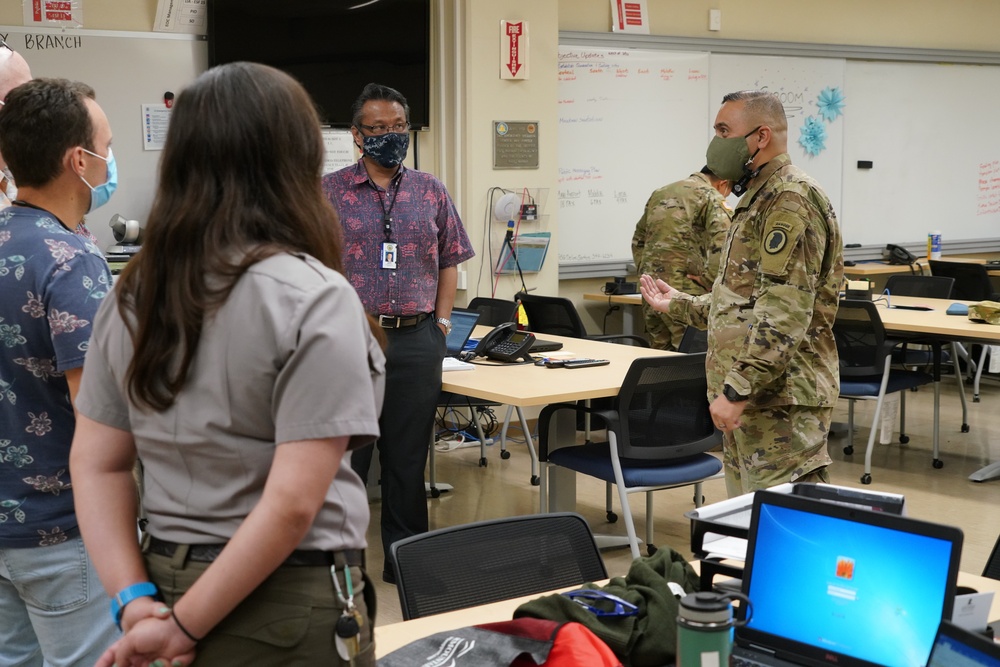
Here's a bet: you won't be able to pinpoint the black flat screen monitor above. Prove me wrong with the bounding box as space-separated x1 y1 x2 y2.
208 0 431 129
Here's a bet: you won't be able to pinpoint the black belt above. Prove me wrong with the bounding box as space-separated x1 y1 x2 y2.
378 312 431 329
146 536 364 568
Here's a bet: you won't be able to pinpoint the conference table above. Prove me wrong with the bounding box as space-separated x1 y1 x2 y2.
443 328 676 511
374 569 1000 658
582 293 1000 481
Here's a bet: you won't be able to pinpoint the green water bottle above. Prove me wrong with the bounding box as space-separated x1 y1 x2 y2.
676 591 752 667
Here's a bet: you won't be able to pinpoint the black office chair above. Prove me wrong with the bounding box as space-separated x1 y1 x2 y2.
390 512 607 620
677 326 708 354
538 353 724 560
883 275 971 433
984 533 1000 581
468 296 519 326
835 299 939 484
514 292 648 346
929 260 1000 402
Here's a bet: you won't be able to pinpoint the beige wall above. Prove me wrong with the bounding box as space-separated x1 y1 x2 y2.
0 1 157 30
559 0 1000 52
9 0 998 333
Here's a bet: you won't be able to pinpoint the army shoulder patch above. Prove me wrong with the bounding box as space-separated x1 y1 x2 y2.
759 214 805 277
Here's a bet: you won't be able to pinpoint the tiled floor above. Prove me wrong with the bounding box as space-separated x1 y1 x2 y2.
366 376 1000 626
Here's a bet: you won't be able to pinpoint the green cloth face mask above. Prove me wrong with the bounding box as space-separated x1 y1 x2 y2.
706 126 761 182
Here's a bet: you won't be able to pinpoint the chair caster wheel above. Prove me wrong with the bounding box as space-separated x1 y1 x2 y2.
430 487 441 498
861 473 872 485
933 458 944 469
606 511 618 523
899 434 910 444
479 457 488 467
647 544 658 557
500 450 511 460
844 446 854 455
974 395 981 403
961 423 970 433
530 475 540 486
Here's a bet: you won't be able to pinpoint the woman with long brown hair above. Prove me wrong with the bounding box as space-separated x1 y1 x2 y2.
70 62 385 666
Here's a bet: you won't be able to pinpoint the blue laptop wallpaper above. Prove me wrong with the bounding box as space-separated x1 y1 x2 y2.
745 503 956 667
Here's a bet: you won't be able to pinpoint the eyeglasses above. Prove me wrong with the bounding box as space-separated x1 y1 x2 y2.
356 122 410 136
562 589 638 617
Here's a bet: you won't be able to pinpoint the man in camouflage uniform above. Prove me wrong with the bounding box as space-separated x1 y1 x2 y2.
631 166 732 350
640 90 843 496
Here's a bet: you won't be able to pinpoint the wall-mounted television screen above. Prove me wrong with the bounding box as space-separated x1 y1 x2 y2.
208 0 431 129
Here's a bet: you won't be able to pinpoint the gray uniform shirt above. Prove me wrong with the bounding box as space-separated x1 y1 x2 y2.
76 253 385 551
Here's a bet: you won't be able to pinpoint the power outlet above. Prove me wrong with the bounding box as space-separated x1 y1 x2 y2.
456 268 468 290
709 9 722 31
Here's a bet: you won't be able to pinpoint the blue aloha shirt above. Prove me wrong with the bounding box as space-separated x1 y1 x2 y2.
0 206 111 548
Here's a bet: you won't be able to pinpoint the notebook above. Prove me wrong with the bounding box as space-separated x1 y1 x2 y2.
926 620 1000 666
734 490 963 667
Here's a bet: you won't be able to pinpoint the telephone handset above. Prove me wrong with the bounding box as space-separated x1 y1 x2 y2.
884 244 917 265
474 322 536 362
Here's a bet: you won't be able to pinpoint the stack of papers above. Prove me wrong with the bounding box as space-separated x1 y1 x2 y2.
442 357 475 372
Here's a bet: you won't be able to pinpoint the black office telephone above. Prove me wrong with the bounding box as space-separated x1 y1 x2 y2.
474 322 535 362
883 243 917 265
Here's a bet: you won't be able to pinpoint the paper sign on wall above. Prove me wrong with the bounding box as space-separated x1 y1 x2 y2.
610 0 649 34
24 0 84 28
154 0 207 35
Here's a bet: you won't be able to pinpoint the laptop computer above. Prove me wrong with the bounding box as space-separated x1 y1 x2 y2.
527 334 563 353
926 620 1000 666
445 308 481 357
734 490 963 667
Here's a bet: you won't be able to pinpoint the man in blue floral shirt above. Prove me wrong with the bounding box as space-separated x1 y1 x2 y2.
0 78 118 664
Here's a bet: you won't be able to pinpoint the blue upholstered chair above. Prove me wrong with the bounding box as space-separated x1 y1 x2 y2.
537 353 723 560
835 299 938 484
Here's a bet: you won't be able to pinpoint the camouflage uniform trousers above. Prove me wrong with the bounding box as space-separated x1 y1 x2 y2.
721 404 833 496
641 302 687 351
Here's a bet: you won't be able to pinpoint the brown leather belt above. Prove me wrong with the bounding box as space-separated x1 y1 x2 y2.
378 312 431 329
146 536 364 568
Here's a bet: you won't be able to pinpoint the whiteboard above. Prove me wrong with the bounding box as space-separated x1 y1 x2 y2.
2 27 207 250
557 47 710 266
841 60 1000 246
709 54 845 220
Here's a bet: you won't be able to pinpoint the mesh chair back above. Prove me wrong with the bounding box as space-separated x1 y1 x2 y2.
468 297 518 326
884 275 954 299
514 292 588 338
929 260 995 301
984 534 1000 580
613 353 718 461
677 326 708 353
391 513 607 620
834 299 890 377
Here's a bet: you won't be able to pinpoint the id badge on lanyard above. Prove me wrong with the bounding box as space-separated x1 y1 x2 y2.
381 242 397 270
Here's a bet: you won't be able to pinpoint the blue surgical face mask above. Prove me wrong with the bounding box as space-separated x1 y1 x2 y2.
80 147 117 213
361 132 409 169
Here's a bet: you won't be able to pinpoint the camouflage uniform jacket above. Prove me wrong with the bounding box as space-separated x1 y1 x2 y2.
631 172 732 295
669 154 844 408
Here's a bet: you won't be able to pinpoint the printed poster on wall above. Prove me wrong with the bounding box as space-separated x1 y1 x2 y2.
24 0 83 28
154 0 207 35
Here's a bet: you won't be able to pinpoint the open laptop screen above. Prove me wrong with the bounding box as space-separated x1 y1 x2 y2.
739 491 963 667
927 620 1000 667
446 309 480 357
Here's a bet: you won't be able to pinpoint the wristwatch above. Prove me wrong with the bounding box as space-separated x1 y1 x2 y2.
723 384 749 402
435 317 453 335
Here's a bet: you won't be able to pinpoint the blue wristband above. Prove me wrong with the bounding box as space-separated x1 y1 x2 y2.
110 582 159 630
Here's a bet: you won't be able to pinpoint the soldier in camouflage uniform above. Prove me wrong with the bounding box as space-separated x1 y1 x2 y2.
640 90 843 496
631 167 732 350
